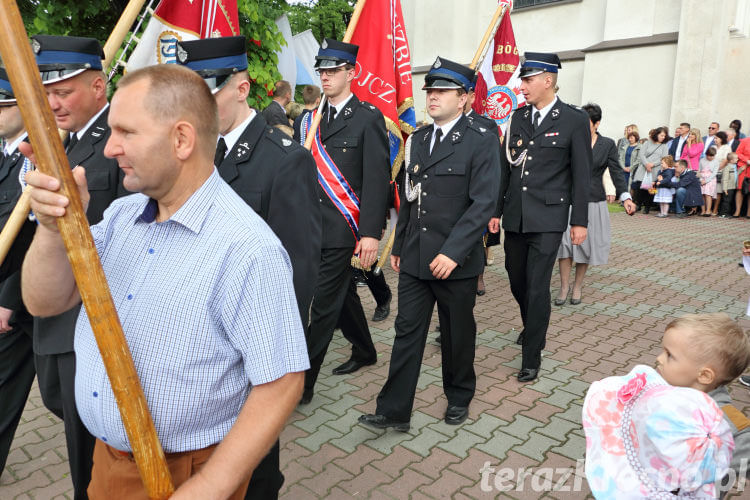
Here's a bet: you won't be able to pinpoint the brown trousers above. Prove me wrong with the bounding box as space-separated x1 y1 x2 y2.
87 439 250 499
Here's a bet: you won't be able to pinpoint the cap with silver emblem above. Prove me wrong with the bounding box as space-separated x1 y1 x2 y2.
314 38 358 69
32 35 104 85
519 52 562 78
175 36 248 94
422 57 475 92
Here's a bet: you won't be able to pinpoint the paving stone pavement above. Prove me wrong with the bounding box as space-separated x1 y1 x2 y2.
2 213 750 499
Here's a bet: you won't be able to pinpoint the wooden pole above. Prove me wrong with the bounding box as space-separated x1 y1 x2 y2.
103 0 148 71
303 0 368 151
0 0 148 266
0 2 174 499
469 3 510 70
0 189 31 264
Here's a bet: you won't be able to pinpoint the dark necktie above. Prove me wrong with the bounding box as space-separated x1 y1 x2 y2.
66 133 79 154
328 106 337 124
214 137 227 167
532 111 540 131
431 128 443 156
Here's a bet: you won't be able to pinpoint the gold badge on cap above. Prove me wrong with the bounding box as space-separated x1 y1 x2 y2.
413 164 419 173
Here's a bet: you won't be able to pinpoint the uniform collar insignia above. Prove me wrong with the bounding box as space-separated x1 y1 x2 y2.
523 108 530 118
282 138 292 146
344 107 352 117
479 127 487 133
91 132 101 138
423 130 430 142
236 141 250 159
552 108 560 119
451 130 461 142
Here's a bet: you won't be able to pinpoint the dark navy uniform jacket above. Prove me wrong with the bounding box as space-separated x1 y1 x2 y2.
393 114 500 280
294 95 390 249
217 113 321 322
496 98 591 233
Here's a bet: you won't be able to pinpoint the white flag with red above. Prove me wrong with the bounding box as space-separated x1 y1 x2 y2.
473 0 525 135
126 0 240 71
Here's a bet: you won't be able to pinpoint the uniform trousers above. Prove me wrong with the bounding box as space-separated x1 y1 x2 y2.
503 231 564 370
375 273 477 422
88 440 249 500
306 247 377 391
0 329 35 476
339 264 391 344
243 440 283 500
35 351 95 500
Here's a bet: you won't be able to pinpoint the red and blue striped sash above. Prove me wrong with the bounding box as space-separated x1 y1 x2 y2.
302 110 360 239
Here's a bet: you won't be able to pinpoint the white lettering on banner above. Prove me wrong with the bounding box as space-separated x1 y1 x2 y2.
354 62 397 104
393 22 412 85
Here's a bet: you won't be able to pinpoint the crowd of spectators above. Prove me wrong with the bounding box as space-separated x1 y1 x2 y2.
613 119 750 218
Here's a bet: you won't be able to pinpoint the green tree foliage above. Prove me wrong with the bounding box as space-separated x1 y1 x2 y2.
18 0 126 42
286 0 355 42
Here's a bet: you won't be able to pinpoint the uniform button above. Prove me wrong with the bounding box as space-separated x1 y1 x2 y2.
529 140 534 145
524 171 529 176
148 248 154 254
422 227 427 232
447 168 452 172
522 186 528 191
422 192 427 197
421 210 426 215
423 174 428 179
127 294 133 300
528 156 533 161
561 198 564 201
93 391 98 397
319 198 323 203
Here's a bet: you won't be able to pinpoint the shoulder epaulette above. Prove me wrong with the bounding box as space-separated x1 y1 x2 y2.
265 127 295 153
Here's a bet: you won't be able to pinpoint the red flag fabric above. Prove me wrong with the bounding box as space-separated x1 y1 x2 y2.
349 0 416 175
127 0 239 70
473 3 525 135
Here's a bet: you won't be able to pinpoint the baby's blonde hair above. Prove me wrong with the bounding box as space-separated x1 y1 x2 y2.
667 314 750 386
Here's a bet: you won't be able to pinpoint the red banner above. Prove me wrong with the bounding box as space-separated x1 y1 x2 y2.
473 6 524 134
127 0 239 70
349 0 416 173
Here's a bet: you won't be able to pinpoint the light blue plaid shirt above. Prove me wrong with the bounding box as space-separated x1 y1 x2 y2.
74 170 309 453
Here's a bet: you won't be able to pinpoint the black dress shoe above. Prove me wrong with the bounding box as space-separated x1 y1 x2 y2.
444 405 469 425
358 414 410 432
332 358 376 375
515 331 524 345
517 368 539 382
476 288 486 296
299 387 313 405
372 294 391 322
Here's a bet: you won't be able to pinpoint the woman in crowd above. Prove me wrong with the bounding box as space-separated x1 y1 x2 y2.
711 131 731 215
619 130 641 194
555 103 634 306
698 147 718 216
634 127 668 213
680 128 703 172
735 137 750 218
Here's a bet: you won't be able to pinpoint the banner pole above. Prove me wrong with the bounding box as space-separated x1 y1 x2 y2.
0 1 174 497
469 3 510 70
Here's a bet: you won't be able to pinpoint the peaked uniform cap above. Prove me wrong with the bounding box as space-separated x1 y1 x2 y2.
315 38 358 69
422 56 475 92
175 36 248 94
32 35 104 84
0 68 16 104
519 52 562 78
